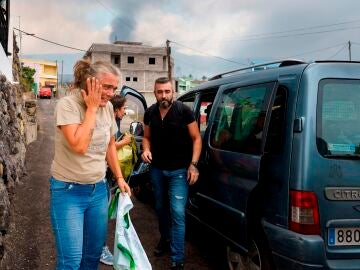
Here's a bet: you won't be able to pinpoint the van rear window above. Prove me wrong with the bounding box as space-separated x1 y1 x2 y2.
317 79 360 158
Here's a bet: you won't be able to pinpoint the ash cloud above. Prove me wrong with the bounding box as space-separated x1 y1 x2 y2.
109 0 167 42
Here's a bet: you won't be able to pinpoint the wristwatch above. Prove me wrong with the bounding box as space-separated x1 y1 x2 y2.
190 161 198 168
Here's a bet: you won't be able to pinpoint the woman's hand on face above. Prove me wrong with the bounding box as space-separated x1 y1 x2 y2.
81 77 102 111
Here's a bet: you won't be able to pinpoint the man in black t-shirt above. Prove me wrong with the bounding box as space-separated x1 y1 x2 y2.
141 77 202 270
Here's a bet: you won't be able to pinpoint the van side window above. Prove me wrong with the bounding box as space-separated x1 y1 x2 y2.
210 83 274 155
317 79 360 157
180 96 195 110
198 92 217 134
264 86 287 154
118 92 146 134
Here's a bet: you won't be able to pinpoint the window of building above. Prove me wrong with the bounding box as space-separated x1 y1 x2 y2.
149 57 156 65
133 77 138 82
163 56 167 70
112 55 120 65
126 77 131 81
127 56 134 64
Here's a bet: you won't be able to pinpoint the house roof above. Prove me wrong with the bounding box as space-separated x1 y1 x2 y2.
86 42 167 55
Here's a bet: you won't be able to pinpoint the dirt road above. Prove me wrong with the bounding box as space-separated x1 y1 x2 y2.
5 98 224 270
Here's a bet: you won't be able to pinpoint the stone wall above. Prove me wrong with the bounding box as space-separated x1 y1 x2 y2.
0 74 30 266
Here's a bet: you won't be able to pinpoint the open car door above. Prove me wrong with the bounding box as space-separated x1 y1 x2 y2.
118 85 152 202
118 85 147 134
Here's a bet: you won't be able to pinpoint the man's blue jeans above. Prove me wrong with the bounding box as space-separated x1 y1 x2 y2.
49 176 109 270
149 167 188 263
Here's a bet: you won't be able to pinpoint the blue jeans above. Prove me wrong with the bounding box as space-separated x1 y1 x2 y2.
49 176 109 270
149 167 188 263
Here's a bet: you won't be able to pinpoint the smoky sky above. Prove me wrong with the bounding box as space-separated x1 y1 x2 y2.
14 0 360 78
109 0 167 42
110 17 135 42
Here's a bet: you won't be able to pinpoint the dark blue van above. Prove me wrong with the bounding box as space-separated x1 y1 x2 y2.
121 60 360 270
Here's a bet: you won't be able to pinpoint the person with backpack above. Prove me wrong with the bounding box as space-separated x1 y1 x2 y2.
111 95 132 148
141 77 202 270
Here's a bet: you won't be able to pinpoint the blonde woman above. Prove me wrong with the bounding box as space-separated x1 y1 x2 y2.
50 59 131 269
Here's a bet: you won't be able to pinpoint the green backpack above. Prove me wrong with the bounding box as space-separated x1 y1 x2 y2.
117 133 138 180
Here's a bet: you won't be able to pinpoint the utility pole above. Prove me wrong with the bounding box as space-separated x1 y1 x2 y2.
61 60 63 88
56 60 59 91
348 40 352 61
18 16 22 57
166 39 172 81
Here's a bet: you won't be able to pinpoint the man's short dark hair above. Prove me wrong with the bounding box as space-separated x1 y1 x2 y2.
155 77 171 83
154 77 171 86
110 95 126 111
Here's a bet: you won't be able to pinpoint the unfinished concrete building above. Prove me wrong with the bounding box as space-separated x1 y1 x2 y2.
85 41 174 103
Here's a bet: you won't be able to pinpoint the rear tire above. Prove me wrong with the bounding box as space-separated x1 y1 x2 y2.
227 237 273 270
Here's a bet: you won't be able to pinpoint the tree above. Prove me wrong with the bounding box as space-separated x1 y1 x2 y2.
20 66 36 92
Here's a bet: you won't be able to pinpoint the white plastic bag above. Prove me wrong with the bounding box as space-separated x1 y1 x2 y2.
113 192 152 270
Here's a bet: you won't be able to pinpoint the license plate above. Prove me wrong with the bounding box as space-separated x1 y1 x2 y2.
328 227 360 246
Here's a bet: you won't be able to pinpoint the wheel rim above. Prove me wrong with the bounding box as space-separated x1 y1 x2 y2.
226 242 261 270
226 247 243 270
247 241 261 270
226 246 246 270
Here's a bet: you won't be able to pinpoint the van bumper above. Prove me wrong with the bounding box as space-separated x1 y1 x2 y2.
263 221 360 270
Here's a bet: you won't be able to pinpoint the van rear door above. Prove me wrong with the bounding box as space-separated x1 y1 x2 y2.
315 77 360 260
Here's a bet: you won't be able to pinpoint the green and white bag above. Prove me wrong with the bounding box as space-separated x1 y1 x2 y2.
110 190 152 270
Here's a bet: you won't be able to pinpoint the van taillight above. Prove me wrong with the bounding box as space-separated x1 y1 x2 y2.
290 190 320 235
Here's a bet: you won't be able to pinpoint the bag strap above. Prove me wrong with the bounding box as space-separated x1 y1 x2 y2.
108 188 121 218
116 133 125 142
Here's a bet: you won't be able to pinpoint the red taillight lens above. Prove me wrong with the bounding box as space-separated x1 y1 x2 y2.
290 190 320 235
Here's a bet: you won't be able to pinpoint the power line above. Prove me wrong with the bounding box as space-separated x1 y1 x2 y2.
14 27 87 52
173 39 356 69
287 42 346 58
173 56 240 78
93 0 134 30
179 19 360 44
170 40 248 66
93 0 117 17
237 18 360 38
328 44 347 59
248 24 360 42
173 55 234 73
200 24 360 44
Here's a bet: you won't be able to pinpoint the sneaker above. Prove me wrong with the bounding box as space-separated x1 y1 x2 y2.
170 262 184 270
154 238 170 257
100 246 113 266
